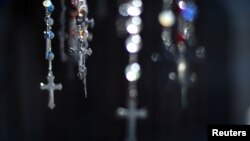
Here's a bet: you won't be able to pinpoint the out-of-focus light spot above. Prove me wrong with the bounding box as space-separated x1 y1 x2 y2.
126 17 142 34
196 46 206 59
178 61 187 72
178 1 186 10
158 10 175 27
126 34 142 53
181 2 198 22
132 0 142 8
119 3 129 16
125 63 141 81
169 72 177 80
127 5 141 16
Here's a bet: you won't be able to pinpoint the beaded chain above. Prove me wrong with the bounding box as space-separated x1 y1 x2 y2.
116 1 147 141
40 0 63 110
176 0 198 107
70 0 94 98
159 0 205 108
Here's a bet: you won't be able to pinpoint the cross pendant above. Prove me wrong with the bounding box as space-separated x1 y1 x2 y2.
77 47 92 80
40 72 62 109
117 98 147 141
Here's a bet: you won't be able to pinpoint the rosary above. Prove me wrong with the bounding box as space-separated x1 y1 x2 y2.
40 0 62 110
39 0 204 140
40 0 94 109
159 0 205 108
116 0 147 141
70 0 94 98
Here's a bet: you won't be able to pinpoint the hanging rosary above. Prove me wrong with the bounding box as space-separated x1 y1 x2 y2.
70 0 94 98
40 0 63 110
159 0 205 108
40 0 94 109
116 0 147 141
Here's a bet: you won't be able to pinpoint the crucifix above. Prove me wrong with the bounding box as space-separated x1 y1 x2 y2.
70 0 94 98
77 47 92 80
40 72 62 109
41 0 63 109
117 97 147 141
76 47 92 98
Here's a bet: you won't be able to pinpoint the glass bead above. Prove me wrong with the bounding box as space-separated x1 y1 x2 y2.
177 33 186 42
43 0 52 8
79 29 89 40
127 1 142 17
158 10 175 27
181 3 197 22
178 0 186 10
126 17 142 34
47 51 55 60
47 17 54 26
127 5 141 16
78 9 86 17
44 31 55 39
132 0 142 8
125 63 141 82
48 4 55 13
126 34 142 53
76 16 84 25
119 3 129 16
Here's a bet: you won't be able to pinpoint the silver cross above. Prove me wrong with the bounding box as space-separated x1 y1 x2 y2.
117 98 147 141
40 73 62 109
78 48 92 98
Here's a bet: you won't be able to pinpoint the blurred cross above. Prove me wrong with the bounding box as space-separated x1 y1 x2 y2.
40 72 62 109
117 98 147 141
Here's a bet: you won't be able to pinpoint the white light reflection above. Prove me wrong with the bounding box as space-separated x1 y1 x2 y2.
126 34 142 53
125 63 141 81
178 1 186 10
126 17 142 34
178 61 187 73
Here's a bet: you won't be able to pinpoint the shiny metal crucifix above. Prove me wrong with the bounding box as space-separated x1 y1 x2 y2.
117 98 147 141
69 0 94 98
40 72 62 109
70 45 92 98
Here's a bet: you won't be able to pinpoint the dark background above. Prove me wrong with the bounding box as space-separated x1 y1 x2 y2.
0 0 250 141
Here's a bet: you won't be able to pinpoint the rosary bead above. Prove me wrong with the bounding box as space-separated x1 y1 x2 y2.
181 2 197 22
78 5 87 17
44 31 55 39
48 4 55 13
47 51 55 60
177 33 186 42
43 0 52 8
126 34 142 53
158 10 175 27
125 63 141 82
127 1 142 17
76 16 84 25
126 17 142 34
47 17 54 26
